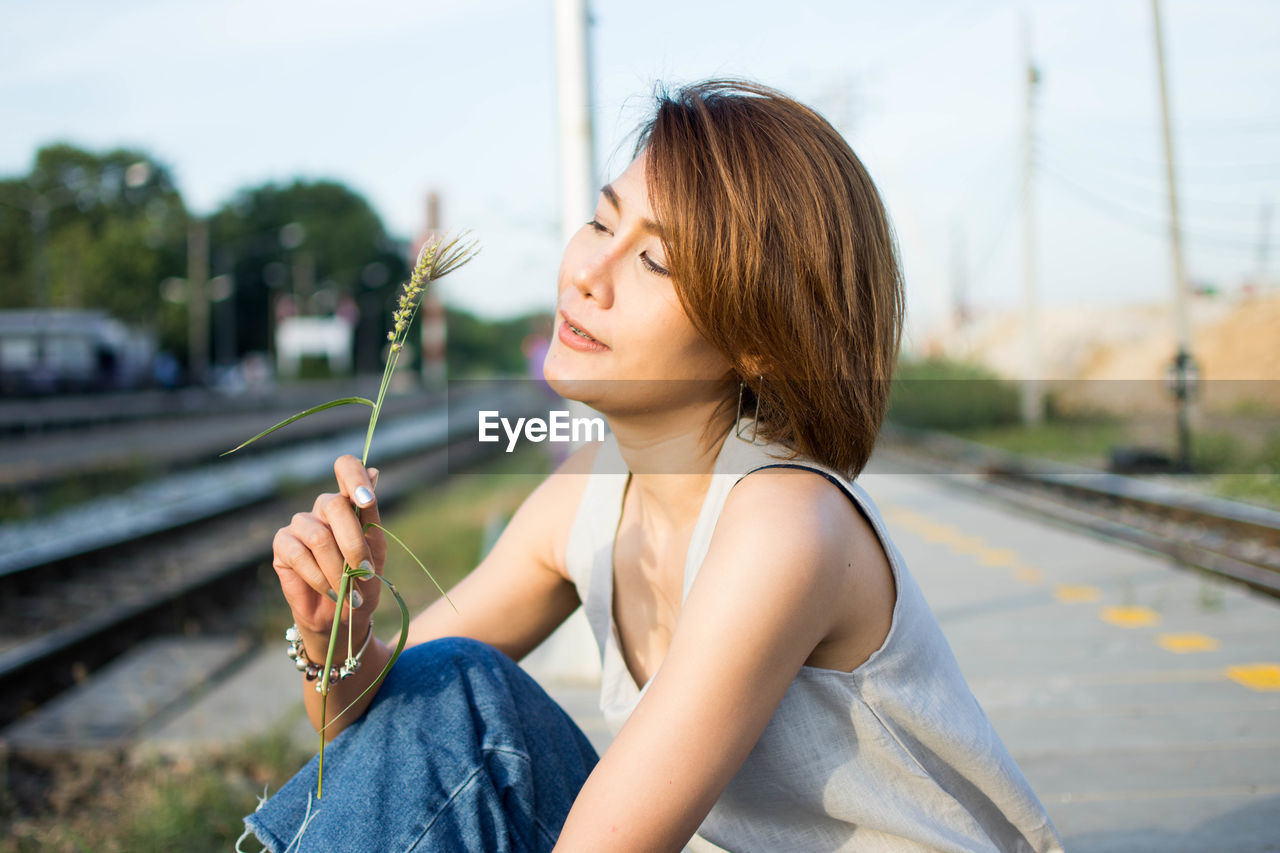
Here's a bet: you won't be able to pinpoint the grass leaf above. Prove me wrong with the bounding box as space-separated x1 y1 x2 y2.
368 521 458 612
220 397 375 456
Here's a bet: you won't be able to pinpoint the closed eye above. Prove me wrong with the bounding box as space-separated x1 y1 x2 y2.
586 218 611 235
640 253 670 277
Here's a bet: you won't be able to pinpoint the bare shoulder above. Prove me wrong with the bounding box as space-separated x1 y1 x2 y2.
499 441 603 582
718 466 895 670
722 466 878 565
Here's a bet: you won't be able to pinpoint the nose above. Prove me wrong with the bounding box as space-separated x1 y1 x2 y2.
569 240 615 309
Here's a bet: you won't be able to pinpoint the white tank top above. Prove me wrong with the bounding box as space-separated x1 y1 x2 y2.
563 419 1065 852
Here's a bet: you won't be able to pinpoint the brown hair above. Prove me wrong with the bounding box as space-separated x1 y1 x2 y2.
636 79 905 478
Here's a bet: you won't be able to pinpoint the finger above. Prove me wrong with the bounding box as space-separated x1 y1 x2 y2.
334 454 378 516
291 511 348 593
318 492 376 579
273 525 335 602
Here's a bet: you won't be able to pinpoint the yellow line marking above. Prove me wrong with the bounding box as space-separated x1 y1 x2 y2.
923 525 963 544
977 547 1018 567
1227 663 1280 692
1013 566 1044 583
1055 584 1101 603
881 507 917 526
1157 632 1220 654
1100 605 1160 628
949 535 987 554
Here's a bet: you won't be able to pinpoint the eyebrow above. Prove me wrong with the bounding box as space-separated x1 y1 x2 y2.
601 184 665 239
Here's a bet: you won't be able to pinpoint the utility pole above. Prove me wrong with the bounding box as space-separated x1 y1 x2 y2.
1019 15 1045 425
950 221 969 333
1258 197 1273 282
1152 0 1197 472
187 217 210 385
420 191 447 389
529 0 605 690
554 0 599 437
554 0 596 246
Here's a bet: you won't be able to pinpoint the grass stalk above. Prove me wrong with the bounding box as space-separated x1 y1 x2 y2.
223 232 479 801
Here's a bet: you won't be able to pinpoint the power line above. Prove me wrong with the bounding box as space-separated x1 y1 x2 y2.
1038 148 1274 220
1039 161 1261 252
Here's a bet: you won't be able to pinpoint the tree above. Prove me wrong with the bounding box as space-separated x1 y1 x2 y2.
208 180 408 373
445 307 553 377
0 143 189 352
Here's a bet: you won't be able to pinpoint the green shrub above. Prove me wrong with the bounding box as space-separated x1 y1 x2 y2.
1191 431 1244 474
887 357 1021 431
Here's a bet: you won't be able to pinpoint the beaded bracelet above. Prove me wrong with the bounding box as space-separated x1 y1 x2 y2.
285 620 374 691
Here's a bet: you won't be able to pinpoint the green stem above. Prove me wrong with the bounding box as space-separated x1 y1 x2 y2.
317 526 358 798
362 345 401 465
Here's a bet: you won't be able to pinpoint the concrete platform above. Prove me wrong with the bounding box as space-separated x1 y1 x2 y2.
2 636 252 758
861 462 1280 852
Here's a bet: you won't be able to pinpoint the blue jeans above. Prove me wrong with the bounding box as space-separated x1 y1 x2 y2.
242 637 601 852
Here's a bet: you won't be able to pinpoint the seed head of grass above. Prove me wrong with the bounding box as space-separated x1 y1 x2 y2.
388 231 480 346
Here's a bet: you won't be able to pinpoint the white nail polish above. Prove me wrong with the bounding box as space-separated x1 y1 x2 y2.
354 486 374 507
350 588 364 609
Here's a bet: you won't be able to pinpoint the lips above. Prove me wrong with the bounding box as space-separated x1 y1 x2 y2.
560 311 607 347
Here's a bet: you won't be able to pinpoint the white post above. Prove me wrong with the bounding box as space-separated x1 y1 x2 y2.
528 0 603 689
1151 0 1196 470
1019 15 1044 425
554 0 596 246
187 217 209 385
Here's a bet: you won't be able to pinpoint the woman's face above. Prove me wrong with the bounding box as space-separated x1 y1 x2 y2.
543 151 734 414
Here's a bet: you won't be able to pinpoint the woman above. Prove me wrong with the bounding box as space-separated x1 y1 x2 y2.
243 80 1064 852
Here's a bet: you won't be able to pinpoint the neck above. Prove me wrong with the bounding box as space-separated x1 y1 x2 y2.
606 403 735 529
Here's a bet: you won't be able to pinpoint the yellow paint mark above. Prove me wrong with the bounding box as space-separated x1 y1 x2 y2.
1055 584 1101 603
977 548 1018 567
1226 663 1280 692
922 524 961 544
950 535 987 554
882 507 918 526
1100 605 1160 628
1157 633 1220 654
1013 566 1044 584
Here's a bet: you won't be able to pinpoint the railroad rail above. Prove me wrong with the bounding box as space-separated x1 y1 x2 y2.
0 379 394 436
0 384 548 726
877 426 1280 598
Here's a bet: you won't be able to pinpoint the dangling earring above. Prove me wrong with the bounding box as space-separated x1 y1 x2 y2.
735 375 762 442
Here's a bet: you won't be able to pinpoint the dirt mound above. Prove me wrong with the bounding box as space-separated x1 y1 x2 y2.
931 291 1280 413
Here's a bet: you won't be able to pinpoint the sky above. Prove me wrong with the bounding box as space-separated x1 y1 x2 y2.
2 0 1277 351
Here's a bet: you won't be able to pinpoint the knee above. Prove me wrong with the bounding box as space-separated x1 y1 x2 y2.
409 636 505 669
384 636 510 695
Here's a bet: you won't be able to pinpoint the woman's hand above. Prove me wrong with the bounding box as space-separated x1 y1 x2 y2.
271 455 388 647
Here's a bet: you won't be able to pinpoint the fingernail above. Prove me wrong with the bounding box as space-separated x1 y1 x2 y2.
354 486 374 507
357 559 373 582
327 587 363 607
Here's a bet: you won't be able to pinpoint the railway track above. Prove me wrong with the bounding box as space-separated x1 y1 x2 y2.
877 427 1280 598
0 384 548 728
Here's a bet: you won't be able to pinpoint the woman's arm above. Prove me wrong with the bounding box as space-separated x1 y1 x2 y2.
398 442 599 658
554 469 885 852
281 442 600 740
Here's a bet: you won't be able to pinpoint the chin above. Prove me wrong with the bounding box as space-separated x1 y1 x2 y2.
543 372 611 410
